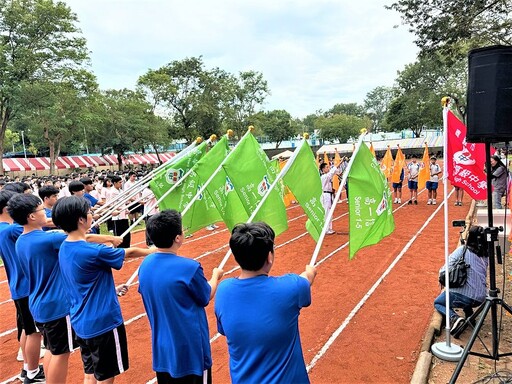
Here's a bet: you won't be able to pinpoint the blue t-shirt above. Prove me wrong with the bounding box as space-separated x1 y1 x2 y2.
15 230 69 322
215 274 311 384
59 240 125 339
84 193 98 207
42 207 53 231
0 222 28 300
138 252 212 377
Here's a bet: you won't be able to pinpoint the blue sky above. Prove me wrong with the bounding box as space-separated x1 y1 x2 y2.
64 0 418 118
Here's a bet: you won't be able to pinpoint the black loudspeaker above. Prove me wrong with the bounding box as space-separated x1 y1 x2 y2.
466 45 512 143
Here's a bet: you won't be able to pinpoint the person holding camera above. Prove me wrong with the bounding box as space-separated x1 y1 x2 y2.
433 226 489 336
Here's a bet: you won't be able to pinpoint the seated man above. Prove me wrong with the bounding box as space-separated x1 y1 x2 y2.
434 226 488 337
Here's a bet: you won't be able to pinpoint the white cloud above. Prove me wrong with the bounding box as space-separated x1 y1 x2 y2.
64 0 417 117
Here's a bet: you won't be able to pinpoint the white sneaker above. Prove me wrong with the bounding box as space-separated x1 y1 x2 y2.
432 199 437 205
394 198 398 203
205 225 215 231
212 224 219 229
398 198 401 204
427 199 432 205
326 230 335 235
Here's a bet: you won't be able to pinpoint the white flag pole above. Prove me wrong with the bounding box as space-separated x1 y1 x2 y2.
218 136 310 270
309 129 367 266
431 97 463 361
119 132 234 291
180 128 252 219
117 136 218 238
95 138 200 214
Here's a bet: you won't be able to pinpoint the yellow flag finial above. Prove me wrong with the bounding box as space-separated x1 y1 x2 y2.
303 132 310 139
195 137 203 144
360 128 367 134
248 125 254 132
226 129 234 138
209 134 217 141
441 96 450 107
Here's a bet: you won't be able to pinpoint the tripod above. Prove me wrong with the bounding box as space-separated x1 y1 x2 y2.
449 142 512 383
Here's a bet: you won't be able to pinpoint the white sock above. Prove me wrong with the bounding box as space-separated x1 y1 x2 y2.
23 363 28 371
27 367 39 379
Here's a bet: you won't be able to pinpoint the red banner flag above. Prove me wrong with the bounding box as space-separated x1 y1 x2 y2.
445 109 491 200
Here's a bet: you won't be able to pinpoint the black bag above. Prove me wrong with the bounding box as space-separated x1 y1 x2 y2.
439 248 470 288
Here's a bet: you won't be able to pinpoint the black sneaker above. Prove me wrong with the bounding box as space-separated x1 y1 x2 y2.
450 316 465 337
408 200 412 205
23 367 45 384
19 368 27 381
414 200 418 205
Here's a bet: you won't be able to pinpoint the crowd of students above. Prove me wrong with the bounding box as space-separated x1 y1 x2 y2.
1 169 318 383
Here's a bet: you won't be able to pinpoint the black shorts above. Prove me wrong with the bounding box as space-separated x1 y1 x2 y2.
77 324 129 381
156 369 212 384
14 297 38 340
36 315 77 355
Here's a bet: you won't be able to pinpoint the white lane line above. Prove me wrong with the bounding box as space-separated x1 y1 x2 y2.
0 327 16 338
0 298 12 305
306 189 453 372
0 374 19 384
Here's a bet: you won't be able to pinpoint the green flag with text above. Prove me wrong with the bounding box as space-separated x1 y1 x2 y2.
149 141 207 204
282 141 325 241
195 137 249 231
222 133 288 236
348 142 395 258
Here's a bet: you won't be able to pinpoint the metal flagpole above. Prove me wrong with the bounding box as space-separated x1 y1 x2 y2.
309 129 367 266
218 135 310 270
95 138 201 214
431 97 463 361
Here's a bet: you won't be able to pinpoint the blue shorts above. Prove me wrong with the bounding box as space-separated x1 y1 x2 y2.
426 181 438 191
392 182 402 189
408 180 418 190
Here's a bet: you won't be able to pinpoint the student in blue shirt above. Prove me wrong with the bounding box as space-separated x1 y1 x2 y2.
0 190 43 383
138 210 223 384
38 185 59 230
52 196 155 383
9 193 124 384
215 222 317 384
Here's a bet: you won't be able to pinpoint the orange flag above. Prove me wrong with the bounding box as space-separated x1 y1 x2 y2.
418 144 430 190
380 146 393 179
332 150 342 191
369 142 376 157
279 159 296 207
323 152 329 165
391 147 405 184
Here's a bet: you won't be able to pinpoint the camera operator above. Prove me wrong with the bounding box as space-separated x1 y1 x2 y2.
433 226 488 336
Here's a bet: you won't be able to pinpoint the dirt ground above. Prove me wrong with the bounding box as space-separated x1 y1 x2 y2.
428 229 512 383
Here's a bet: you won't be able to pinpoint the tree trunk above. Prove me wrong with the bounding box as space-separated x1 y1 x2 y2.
0 108 12 175
49 140 56 175
117 153 123 171
152 142 162 166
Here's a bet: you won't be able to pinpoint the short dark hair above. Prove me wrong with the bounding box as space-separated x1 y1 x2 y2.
3 182 28 194
79 177 93 185
319 162 328 172
0 190 18 213
68 180 85 194
7 194 42 225
111 175 122 184
38 185 60 200
52 196 90 233
146 210 183 248
229 222 275 271
466 226 486 257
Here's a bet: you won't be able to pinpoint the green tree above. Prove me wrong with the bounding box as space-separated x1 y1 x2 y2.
315 114 369 143
222 71 270 139
0 0 89 173
326 103 365 118
89 89 165 170
3 129 19 152
386 0 511 61
251 110 298 149
364 86 394 132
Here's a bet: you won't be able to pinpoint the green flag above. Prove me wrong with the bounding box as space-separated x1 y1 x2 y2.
348 142 395 258
222 133 288 236
149 141 207 202
282 141 325 241
195 137 249 231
